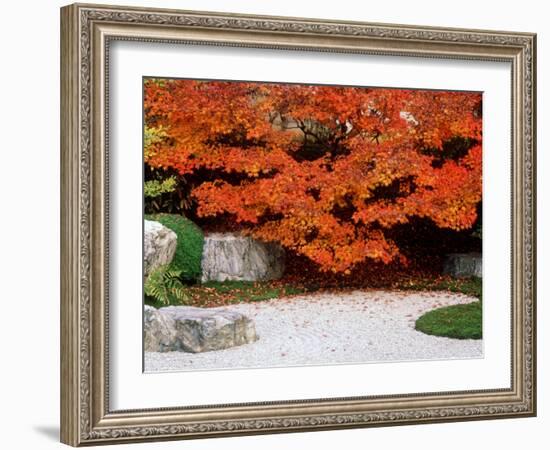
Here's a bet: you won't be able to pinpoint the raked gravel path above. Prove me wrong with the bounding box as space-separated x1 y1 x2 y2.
144 290 482 372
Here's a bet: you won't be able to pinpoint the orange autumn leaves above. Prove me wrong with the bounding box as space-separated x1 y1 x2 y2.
144 79 482 273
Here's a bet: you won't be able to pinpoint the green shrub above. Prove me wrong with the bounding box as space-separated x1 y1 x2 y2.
145 213 204 282
144 177 177 198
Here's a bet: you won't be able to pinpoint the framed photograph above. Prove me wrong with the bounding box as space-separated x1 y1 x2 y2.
60 3 536 446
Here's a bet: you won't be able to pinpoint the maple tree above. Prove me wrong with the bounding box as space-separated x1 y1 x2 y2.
144 79 482 273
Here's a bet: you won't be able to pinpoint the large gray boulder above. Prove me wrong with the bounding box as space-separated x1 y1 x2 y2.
144 305 258 353
201 233 285 282
443 253 482 278
144 305 177 352
144 220 177 281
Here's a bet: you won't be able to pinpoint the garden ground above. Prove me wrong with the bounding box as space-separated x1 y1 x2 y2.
144 289 482 372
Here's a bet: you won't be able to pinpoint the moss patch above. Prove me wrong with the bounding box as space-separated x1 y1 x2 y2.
413 277 482 340
145 280 308 308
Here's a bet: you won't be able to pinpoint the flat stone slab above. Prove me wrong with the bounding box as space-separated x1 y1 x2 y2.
144 305 258 353
443 253 482 278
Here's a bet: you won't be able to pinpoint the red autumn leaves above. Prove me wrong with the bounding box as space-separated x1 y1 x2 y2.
144 79 482 273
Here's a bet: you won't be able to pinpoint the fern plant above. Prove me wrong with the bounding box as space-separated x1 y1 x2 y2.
144 265 189 306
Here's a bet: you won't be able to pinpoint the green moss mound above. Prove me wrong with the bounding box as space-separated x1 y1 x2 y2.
414 277 482 340
145 213 204 282
415 301 482 340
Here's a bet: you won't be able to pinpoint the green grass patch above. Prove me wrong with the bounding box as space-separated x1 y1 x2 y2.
396 276 482 299
202 280 305 302
412 277 482 340
145 280 308 308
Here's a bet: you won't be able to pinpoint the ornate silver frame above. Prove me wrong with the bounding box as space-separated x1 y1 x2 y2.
60 3 536 446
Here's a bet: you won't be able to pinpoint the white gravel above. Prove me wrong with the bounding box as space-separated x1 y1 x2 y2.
144 290 482 373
